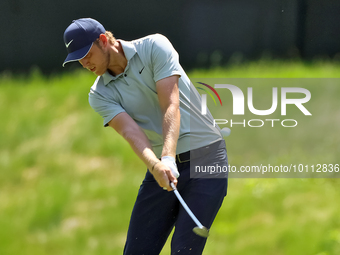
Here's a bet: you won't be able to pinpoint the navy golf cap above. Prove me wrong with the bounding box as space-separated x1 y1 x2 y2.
63 18 106 67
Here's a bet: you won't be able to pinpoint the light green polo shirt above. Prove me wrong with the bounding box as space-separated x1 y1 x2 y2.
88 34 222 158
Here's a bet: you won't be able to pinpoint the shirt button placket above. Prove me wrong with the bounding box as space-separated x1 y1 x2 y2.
123 73 130 86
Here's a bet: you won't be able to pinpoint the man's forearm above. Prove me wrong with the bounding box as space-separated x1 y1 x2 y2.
161 104 181 158
122 127 160 170
156 75 181 158
118 122 177 190
114 117 177 190
108 112 160 171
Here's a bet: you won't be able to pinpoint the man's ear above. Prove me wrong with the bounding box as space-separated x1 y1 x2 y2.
99 33 108 47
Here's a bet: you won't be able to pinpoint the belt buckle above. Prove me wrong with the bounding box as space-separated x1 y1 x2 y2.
176 152 190 163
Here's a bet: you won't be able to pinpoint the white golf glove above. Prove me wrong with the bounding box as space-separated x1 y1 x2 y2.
161 156 180 178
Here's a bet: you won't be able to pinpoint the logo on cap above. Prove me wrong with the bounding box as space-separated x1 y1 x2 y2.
65 39 73 48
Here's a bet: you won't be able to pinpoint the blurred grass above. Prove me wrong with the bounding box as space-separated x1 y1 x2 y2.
0 61 339 255
189 59 340 78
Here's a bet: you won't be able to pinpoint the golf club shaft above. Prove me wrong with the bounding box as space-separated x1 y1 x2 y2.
170 183 204 228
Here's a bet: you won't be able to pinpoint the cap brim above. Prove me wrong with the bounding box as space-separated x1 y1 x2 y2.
62 43 93 67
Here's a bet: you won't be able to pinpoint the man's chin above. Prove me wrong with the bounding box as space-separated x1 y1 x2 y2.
94 69 105 76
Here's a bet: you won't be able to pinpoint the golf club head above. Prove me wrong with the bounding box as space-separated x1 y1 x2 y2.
193 226 209 238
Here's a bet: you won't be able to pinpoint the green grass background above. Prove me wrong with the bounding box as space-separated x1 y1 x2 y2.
0 61 340 255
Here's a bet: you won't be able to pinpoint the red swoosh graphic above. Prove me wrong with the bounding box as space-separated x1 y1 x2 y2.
197 82 223 106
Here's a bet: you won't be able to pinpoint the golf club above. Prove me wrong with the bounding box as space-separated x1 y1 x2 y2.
170 182 209 238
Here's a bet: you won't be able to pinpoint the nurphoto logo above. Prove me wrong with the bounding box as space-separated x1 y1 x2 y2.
195 82 312 128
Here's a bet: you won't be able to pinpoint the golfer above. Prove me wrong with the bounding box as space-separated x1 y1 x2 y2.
63 18 228 255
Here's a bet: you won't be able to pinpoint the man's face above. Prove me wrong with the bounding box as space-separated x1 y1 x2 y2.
79 42 109 76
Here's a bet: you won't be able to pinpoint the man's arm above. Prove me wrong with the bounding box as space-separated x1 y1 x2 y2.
108 112 177 190
156 75 181 164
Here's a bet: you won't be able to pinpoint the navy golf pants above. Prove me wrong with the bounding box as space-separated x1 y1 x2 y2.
123 141 228 255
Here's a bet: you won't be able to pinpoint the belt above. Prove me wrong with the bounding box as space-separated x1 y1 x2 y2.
176 151 190 163
170 140 226 164
175 140 226 164
158 151 190 163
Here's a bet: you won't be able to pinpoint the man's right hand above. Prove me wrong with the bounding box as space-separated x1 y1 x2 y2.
151 161 178 191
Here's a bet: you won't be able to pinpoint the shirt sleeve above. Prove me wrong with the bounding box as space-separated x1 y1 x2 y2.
151 34 182 83
88 90 125 127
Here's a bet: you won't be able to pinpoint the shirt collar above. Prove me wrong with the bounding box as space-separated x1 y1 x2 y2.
102 39 137 85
